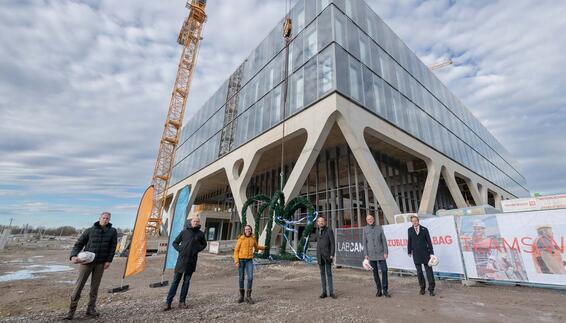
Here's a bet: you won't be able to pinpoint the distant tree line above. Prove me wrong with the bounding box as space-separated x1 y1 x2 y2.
0 225 131 237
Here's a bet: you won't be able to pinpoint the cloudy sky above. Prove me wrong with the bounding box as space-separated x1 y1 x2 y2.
1 0 565 229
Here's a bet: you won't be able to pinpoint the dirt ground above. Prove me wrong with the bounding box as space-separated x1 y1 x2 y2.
1 246 565 323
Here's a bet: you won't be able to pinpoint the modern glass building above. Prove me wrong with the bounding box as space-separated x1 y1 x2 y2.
166 0 528 241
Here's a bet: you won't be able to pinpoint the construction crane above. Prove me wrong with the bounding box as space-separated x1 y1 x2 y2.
428 59 453 71
146 0 207 236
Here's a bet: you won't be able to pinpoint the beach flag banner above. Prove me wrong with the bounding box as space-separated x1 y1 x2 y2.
165 186 190 270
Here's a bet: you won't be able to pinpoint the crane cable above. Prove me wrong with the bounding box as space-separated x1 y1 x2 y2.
280 0 293 191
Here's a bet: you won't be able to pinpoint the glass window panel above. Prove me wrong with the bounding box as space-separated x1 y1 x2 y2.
290 68 304 114
362 65 375 113
304 57 317 106
293 0 305 36
333 7 347 49
348 56 363 103
391 89 401 126
290 33 303 74
304 23 317 61
370 42 383 77
335 45 350 95
359 32 370 67
347 19 360 59
317 0 331 14
382 82 395 123
317 6 332 50
317 45 334 96
271 84 282 126
398 95 410 130
372 74 385 117
305 0 316 25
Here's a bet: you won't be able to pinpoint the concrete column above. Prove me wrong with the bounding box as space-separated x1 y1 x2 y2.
226 151 264 228
493 190 503 211
418 161 441 215
441 167 467 209
464 178 482 207
477 182 489 206
282 114 337 201
336 116 401 224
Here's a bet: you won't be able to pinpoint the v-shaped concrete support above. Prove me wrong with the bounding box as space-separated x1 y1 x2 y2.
335 113 401 224
418 161 441 214
441 167 467 209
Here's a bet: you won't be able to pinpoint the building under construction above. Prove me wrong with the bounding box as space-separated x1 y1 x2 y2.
164 0 529 245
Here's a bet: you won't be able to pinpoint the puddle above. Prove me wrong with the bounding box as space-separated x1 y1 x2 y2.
0 265 73 282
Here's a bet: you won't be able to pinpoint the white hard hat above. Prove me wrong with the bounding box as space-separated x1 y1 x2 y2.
77 251 95 264
362 258 373 271
428 255 439 267
473 219 486 228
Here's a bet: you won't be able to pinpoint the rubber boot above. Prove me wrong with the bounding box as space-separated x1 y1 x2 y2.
238 289 245 303
245 289 254 304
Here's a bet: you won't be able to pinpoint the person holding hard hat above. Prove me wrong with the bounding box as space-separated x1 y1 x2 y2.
407 215 436 296
363 213 390 298
65 212 117 320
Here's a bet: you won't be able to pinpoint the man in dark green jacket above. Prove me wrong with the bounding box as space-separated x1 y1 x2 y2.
65 212 117 320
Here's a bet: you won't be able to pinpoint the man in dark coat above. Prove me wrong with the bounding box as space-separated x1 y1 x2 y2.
407 215 435 296
163 217 207 311
316 216 336 299
65 212 118 320
363 214 390 297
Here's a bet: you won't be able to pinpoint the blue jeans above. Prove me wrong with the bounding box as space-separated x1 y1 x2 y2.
319 261 333 295
166 272 192 305
238 259 254 290
370 260 388 292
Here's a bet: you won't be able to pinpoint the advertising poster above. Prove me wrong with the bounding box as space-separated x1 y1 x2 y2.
457 210 566 286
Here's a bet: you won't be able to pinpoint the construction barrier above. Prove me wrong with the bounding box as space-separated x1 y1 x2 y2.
335 210 566 288
335 216 464 275
456 209 566 286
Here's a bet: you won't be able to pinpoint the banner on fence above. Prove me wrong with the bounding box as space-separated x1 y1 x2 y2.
457 209 566 286
335 216 464 275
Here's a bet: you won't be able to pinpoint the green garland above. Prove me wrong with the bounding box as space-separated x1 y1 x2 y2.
241 190 316 260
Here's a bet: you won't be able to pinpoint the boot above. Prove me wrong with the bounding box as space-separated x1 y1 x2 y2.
86 307 100 317
162 303 172 311
62 305 76 320
238 289 245 303
245 289 254 304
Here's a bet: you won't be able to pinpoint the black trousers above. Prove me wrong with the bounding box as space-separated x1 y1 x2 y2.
370 260 388 292
415 263 435 291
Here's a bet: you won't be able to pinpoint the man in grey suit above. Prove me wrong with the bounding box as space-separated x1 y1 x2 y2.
363 214 390 297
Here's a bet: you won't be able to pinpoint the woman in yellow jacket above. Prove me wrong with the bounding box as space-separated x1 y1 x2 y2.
234 225 265 304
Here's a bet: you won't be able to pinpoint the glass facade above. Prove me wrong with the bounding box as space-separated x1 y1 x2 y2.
171 0 528 198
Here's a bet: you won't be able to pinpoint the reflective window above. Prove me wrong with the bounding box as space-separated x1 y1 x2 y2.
348 56 363 103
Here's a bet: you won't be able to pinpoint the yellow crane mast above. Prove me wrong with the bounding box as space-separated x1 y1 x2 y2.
146 0 207 236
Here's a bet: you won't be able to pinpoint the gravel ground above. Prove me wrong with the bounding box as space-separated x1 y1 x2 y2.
1 247 565 322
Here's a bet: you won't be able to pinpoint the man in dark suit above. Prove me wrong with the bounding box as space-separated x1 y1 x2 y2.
316 216 336 299
407 215 435 296
163 217 207 311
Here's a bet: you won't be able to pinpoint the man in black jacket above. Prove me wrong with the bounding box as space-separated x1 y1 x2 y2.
65 212 118 320
407 215 436 296
163 217 207 311
316 216 336 299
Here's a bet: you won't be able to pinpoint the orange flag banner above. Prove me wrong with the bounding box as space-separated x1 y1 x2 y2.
124 185 154 278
